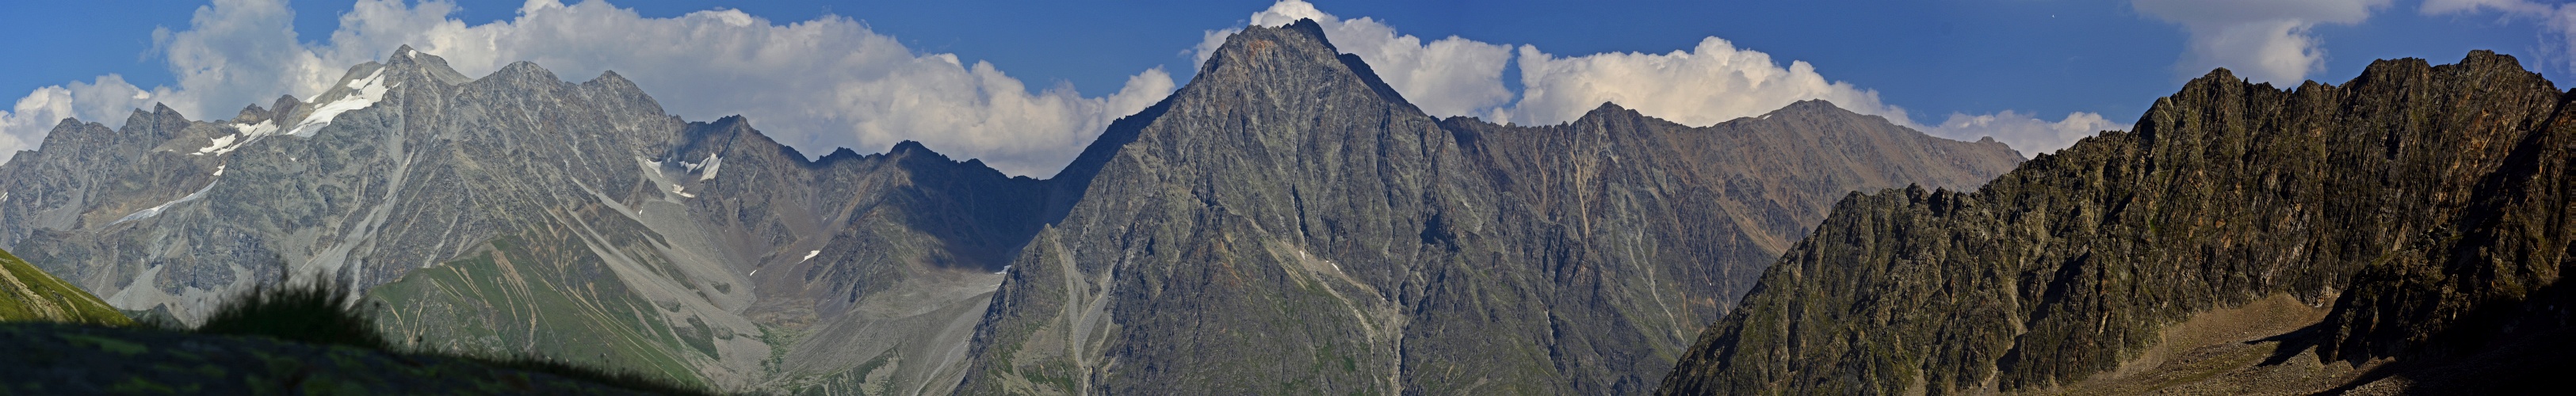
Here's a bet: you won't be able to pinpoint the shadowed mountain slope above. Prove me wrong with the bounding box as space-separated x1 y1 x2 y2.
1659 51 2576 394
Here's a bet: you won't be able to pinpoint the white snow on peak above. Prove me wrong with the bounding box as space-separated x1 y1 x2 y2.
801 250 820 262
212 165 226 176
285 67 393 138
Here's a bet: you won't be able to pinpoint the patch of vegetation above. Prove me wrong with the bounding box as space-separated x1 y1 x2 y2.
193 269 713 395
0 247 134 326
196 270 388 349
365 234 710 388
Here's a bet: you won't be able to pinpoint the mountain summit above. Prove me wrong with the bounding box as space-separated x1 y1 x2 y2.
951 19 2022 394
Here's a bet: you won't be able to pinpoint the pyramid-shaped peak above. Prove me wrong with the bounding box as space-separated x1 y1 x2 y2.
1187 18 1410 109
1198 18 1343 74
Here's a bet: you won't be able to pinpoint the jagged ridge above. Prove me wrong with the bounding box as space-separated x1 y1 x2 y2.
1658 51 2576 394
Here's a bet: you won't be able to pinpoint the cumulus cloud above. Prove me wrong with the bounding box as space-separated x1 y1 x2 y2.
2421 0 2576 73
1503 39 1913 127
2134 0 2392 85
0 0 1177 176
1198 1 2119 155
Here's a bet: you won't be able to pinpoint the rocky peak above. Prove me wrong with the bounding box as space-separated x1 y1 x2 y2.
953 11 2025 394
1189 19 1408 106
1771 99 1849 116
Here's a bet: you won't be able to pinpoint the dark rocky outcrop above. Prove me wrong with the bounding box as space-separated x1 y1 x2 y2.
1659 51 2576 394
951 20 2020 394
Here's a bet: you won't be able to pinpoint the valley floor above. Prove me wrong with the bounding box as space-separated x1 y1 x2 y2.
2024 294 2574 395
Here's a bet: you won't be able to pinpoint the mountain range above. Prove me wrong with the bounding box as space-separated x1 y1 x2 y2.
0 19 2023 394
7 13 2570 396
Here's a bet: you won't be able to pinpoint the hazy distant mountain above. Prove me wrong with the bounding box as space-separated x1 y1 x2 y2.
1660 51 2576 394
0 19 2025 394
949 21 2019 394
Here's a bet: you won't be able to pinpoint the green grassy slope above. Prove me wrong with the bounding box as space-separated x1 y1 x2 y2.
367 232 709 390
0 247 131 326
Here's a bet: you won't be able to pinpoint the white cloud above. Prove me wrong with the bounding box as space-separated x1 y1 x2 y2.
0 0 1177 177
1504 38 1912 127
2421 0 2576 73
1198 1 2119 155
2134 0 2392 85
1927 110 2123 156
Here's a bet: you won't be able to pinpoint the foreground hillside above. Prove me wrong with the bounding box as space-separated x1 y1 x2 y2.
951 20 2020 394
1661 51 2576 394
1 247 128 326
0 246 690 394
0 322 698 394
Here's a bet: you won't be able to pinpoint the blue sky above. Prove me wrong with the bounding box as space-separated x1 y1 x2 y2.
0 1 2559 175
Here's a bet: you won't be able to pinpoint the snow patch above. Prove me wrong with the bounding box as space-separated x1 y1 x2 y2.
212 165 226 176
193 134 238 155
682 153 722 181
114 179 220 224
996 265 1011 275
285 67 393 137
197 120 278 156
672 185 695 198
801 250 820 262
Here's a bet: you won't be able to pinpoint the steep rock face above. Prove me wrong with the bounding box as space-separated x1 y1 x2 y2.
0 47 1044 393
1659 51 2576 394
953 20 2021 394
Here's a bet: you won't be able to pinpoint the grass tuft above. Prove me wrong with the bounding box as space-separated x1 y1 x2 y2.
195 269 387 349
